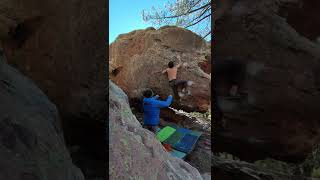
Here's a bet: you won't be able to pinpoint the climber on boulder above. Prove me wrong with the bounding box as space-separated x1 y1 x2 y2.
142 89 173 134
162 54 192 98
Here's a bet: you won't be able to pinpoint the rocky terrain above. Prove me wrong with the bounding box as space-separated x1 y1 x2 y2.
212 155 315 180
109 26 212 178
109 26 211 113
0 55 84 180
214 0 320 162
213 144 320 180
0 0 107 179
133 106 212 175
109 80 204 180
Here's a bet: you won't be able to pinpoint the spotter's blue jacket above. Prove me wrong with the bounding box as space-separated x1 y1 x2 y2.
143 95 173 126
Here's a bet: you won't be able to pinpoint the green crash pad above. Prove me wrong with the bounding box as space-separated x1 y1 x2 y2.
157 125 203 159
163 130 184 145
156 126 176 142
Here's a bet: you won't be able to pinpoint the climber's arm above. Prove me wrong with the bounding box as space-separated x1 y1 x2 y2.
176 55 182 68
152 69 165 74
156 95 173 108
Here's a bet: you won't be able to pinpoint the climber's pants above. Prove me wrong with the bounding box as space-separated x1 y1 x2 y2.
169 79 188 96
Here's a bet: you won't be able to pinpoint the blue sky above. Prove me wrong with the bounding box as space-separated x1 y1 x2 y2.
109 0 211 44
109 0 164 44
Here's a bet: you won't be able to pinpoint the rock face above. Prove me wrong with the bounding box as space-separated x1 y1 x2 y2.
214 0 320 161
109 80 203 180
109 26 211 112
212 156 313 180
0 0 107 145
0 57 84 180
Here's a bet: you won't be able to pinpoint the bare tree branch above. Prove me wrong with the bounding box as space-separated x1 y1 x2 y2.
186 0 203 13
203 30 211 38
142 0 212 40
186 5 211 26
149 2 211 20
185 13 211 28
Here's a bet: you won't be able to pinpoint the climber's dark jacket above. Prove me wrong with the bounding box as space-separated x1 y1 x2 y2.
143 95 173 126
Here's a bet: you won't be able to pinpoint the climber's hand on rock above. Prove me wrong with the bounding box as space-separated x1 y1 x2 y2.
177 55 181 61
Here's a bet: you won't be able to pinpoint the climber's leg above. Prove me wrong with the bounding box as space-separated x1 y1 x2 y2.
169 80 179 98
174 80 187 92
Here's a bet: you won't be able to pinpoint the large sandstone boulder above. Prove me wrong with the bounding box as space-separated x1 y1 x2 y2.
109 80 203 180
0 0 107 145
0 56 84 179
109 26 211 112
214 0 320 161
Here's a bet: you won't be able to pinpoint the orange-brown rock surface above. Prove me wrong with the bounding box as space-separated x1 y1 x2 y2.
109 26 211 112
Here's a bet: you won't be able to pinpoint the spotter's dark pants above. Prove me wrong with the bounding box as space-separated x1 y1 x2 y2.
143 125 158 134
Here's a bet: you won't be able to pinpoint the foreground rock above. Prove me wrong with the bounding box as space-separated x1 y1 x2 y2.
0 0 107 145
212 155 317 180
0 57 84 179
109 26 210 112
109 80 203 180
214 0 320 161
0 1 107 178
187 133 212 174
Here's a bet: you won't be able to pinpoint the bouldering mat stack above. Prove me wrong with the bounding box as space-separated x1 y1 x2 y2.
156 125 202 159
170 149 187 159
174 133 201 154
156 126 176 142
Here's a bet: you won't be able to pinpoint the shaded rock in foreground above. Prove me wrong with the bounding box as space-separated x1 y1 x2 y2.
109 80 203 180
0 0 107 147
186 133 212 174
0 57 84 180
212 155 314 180
0 1 107 178
214 0 320 161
